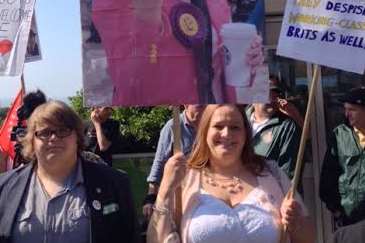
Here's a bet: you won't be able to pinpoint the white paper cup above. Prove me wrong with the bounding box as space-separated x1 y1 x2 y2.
221 23 257 87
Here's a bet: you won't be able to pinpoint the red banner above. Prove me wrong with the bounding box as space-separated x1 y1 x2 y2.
0 88 23 160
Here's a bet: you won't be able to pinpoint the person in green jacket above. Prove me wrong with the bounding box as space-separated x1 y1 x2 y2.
320 87 365 227
247 77 302 179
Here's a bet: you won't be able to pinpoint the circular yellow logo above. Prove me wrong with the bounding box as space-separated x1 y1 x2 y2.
179 13 199 37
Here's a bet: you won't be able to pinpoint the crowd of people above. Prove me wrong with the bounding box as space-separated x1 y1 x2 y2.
2 79 365 243
1 0 365 242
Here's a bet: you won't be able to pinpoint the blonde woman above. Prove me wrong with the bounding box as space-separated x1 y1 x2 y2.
148 104 314 243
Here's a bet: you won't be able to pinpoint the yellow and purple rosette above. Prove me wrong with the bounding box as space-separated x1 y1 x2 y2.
169 2 208 48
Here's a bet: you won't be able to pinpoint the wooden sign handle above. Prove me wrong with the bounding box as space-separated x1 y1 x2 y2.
291 64 320 195
280 64 320 243
172 106 182 230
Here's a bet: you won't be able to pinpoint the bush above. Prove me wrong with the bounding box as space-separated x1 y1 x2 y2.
68 90 172 153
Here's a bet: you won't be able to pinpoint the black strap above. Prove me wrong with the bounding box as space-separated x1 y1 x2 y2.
142 193 157 205
190 0 215 103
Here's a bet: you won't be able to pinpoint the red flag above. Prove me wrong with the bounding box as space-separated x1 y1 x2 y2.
0 88 24 160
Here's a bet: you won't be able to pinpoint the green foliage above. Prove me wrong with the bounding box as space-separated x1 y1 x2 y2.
68 90 172 152
113 106 171 150
113 158 151 217
68 90 91 120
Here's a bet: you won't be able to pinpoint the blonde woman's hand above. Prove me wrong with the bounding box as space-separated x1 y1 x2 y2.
280 193 304 233
142 203 154 219
158 152 187 200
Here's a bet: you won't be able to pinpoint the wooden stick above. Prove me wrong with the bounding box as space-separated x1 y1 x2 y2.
291 64 320 195
172 107 182 154
20 73 26 93
280 64 320 243
172 106 182 230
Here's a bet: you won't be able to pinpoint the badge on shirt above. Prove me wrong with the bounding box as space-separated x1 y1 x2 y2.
92 200 102 211
103 203 119 215
169 2 208 48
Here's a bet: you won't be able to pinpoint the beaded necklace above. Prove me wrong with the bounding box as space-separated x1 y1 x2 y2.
203 169 244 194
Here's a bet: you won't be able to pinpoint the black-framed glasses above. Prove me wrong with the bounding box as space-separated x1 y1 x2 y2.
34 127 73 140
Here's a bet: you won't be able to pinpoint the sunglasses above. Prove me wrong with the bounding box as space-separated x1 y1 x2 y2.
34 127 73 140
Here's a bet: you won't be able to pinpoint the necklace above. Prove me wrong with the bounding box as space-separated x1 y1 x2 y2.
203 169 244 194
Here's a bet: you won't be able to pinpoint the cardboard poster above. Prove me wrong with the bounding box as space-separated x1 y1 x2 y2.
0 0 36 76
81 0 268 106
278 0 365 74
25 13 41 63
80 0 114 106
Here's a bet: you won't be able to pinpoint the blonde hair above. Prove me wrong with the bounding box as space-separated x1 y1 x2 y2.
187 104 265 175
21 100 84 162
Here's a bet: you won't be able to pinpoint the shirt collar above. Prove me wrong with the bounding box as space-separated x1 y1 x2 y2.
250 112 269 125
64 159 84 191
182 111 193 128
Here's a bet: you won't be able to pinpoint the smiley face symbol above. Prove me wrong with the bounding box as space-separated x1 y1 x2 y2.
179 13 199 37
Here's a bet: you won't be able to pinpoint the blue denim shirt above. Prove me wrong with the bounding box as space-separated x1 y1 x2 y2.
147 112 196 184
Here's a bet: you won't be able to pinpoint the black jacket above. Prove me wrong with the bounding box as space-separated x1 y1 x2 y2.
0 157 139 243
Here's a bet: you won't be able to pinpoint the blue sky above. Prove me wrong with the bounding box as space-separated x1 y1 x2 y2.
0 1 82 104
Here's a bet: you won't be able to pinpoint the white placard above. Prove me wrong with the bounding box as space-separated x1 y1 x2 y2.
0 0 36 76
277 0 365 74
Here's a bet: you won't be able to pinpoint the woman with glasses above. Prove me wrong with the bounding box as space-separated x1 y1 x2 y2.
0 101 139 243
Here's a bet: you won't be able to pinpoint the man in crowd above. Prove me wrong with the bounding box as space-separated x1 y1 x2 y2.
142 105 205 219
84 107 121 167
320 87 365 227
331 219 365 243
247 76 302 179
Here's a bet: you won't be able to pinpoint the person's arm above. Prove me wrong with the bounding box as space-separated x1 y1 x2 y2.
246 34 264 85
277 99 304 128
277 120 301 179
142 183 159 219
319 133 343 215
91 110 112 151
146 122 173 185
147 153 186 243
281 194 315 243
144 123 173 219
275 163 315 243
93 124 112 151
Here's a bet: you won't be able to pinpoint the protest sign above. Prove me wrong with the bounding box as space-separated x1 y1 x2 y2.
25 13 42 63
277 0 365 74
80 0 114 106
0 0 36 76
81 0 268 106
0 87 23 162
